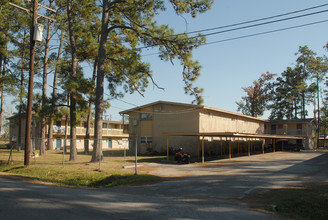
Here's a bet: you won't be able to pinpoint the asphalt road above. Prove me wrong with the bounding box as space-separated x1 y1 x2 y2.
1 150 327 220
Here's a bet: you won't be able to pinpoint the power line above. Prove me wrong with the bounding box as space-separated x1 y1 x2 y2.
203 19 328 46
142 18 328 56
112 97 138 107
187 9 328 39
181 3 328 36
129 8 328 55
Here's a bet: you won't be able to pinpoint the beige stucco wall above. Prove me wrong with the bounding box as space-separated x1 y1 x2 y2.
199 110 264 134
127 103 200 154
49 136 128 151
151 103 200 154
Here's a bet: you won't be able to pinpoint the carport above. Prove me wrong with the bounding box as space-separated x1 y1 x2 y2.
165 132 306 164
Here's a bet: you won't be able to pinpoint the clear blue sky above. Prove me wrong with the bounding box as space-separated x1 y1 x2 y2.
105 0 328 120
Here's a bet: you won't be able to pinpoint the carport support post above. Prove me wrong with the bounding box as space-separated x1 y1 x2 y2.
262 139 265 154
166 136 169 161
202 136 205 164
229 139 231 160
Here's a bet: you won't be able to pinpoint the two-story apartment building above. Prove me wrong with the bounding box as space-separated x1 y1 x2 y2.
8 114 129 151
120 101 268 155
265 118 315 150
120 101 316 155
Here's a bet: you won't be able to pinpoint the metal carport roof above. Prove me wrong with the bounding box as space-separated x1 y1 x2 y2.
164 132 306 163
164 132 306 140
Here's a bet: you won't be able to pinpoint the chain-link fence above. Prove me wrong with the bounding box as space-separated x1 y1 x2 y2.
1 137 135 169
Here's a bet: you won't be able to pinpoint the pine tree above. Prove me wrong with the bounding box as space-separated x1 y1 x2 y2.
307 56 328 149
48 30 64 151
295 46 316 119
92 0 213 162
268 66 304 119
39 0 55 155
65 0 100 160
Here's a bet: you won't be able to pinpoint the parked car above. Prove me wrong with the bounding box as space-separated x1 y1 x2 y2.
267 140 303 152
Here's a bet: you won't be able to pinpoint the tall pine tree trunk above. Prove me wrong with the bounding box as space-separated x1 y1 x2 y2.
92 0 109 162
18 28 28 151
64 95 69 153
0 54 5 136
48 30 63 150
316 77 320 149
41 3 53 155
301 65 306 119
67 0 78 161
84 57 98 154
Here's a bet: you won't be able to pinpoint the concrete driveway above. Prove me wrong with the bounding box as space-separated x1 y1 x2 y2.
1 150 327 220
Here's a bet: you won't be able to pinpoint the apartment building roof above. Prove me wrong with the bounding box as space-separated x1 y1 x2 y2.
120 100 266 122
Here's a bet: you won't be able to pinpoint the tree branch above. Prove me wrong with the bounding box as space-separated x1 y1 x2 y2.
114 5 145 28
147 73 165 91
124 74 144 97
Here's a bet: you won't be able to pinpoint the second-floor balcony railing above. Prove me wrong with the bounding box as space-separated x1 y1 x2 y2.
265 129 312 137
51 126 125 136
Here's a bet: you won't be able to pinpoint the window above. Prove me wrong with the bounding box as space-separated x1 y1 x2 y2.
271 125 276 134
102 123 107 128
56 121 61 127
140 113 152 121
297 124 302 135
141 136 152 144
84 122 87 128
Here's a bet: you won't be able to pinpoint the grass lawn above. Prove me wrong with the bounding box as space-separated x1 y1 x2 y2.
245 185 328 220
0 148 164 187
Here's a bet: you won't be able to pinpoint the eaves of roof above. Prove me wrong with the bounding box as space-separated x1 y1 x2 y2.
119 100 200 114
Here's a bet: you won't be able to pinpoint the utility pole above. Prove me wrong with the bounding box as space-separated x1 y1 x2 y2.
24 0 38 166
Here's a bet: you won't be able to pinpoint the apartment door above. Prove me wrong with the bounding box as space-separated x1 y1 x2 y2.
56 138 61 149
108 138 112 149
